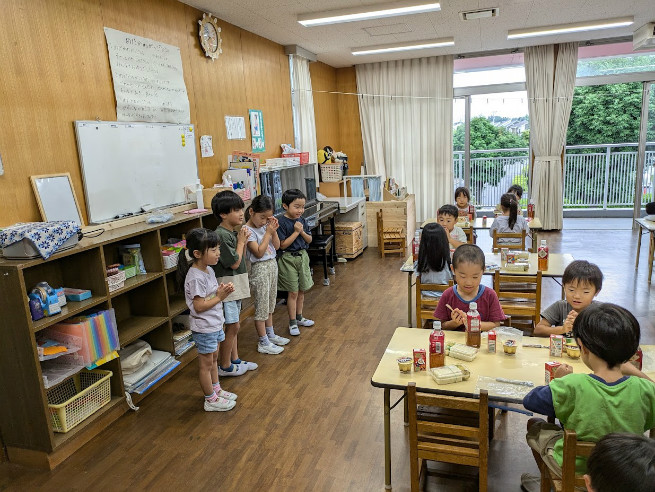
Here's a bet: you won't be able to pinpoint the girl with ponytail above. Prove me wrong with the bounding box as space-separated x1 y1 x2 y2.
489 193 529 246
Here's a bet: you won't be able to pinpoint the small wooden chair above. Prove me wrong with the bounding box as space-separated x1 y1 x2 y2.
492 229 527 252
377 210 406 257
415 276 453 328
462 226 474 244
535 429 595 492
407 382 489 492
493 270 542 328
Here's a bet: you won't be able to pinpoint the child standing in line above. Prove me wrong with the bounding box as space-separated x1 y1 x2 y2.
276 189 314 336
534 260 602 337
211 191 257 377
245 195 289 354
416 223 452 298
455 186 476 220
433 244 505 331
520 304 655 491
489 192 529 246
177 228 237 412
437 204 467 249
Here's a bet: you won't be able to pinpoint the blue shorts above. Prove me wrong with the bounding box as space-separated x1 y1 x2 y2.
223 299 242 324
191 330 225 354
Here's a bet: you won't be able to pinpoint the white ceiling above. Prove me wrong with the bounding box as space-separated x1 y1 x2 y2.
180 0 655 67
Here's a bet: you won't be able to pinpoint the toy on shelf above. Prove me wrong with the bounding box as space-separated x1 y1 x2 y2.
28 282 62 320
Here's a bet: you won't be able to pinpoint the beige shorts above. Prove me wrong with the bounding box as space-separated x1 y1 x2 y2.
249 259 278 321
526 421 563 478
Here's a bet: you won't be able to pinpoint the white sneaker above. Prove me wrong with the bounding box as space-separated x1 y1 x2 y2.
216 389 237 401
238 360 258 371
297 317 315 327
218 364 248 377
268 334 290 346
204 397 236 412
258 342 284 354
289 325 300 336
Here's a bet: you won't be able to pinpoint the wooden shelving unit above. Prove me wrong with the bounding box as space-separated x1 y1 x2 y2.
0 211 219 470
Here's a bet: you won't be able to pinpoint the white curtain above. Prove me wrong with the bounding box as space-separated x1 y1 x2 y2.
524 43 578 230
356 56 453 221
290 55 317 166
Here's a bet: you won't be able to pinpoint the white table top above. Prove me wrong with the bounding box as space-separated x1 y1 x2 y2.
371 328 655 403
635 218 655 232
401 253 574 277
327 196 365 213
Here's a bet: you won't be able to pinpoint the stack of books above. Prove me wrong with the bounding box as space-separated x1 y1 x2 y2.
173 329 194 356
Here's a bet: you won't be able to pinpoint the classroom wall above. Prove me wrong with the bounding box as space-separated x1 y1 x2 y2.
0 0 293 226
309 63 364 175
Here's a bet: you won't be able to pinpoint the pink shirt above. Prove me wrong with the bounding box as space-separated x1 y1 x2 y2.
433 285 505 328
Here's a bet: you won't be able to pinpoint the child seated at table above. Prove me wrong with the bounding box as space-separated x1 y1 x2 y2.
534 260 602 338
433 244 505 330
584 433 655 492
417 223 452 298
489 193 529 246
437 204 467 248
494 184 524 215
455 186 476 220
520 303 655 492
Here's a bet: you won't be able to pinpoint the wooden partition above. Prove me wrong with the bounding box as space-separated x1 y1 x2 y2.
0 0 294 226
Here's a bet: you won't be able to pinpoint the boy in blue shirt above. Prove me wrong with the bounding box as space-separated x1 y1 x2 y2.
521 303 655 491
277 189 314 336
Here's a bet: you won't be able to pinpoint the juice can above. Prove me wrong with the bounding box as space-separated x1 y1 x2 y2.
545 361 561 384
487 330 496 353
413 349 427 372
550 334 563 357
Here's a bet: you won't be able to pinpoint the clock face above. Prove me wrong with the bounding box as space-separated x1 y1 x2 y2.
202 23 218 52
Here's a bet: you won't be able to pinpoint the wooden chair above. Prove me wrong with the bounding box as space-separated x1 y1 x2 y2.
377 210 406 257
407 382 489 492
462 226 474 244
534 429 596 492
415 276 453 328
493 270 542 328
492 229 526 252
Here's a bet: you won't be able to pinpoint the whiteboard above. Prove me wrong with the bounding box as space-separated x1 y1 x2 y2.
31 174 84 226
74 121 199 223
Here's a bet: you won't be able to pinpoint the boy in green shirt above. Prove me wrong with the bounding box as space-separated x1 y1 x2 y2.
211 191 257 377
521 303 655 491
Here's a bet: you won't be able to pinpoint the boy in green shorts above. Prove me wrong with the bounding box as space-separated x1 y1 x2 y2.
277 189 314 336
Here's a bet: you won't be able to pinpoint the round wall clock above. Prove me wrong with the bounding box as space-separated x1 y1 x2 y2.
198 13 222 61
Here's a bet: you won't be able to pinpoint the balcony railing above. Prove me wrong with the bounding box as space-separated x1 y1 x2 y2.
453 143 655 209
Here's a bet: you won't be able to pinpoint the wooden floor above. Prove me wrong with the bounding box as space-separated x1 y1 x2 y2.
1 224 653 491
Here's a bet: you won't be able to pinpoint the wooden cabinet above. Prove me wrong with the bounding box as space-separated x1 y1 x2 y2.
0 211 249 469
365 194 416 248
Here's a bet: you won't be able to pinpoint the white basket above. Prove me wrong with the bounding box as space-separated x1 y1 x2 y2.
320 164 343 182
106 270 126 292
162 251 180 269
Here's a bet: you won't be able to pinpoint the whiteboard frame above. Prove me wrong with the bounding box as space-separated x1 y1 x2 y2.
30 173 85 226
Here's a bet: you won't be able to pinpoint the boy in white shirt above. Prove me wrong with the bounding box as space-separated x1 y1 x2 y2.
437 204 467 248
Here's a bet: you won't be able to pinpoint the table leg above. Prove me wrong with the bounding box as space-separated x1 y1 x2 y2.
636 225 643 269
407 272 413 327
404 389 409 426
649 233 654 284
531 230 538 253
384 388 392 490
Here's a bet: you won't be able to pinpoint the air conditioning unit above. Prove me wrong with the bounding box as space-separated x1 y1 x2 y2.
633 22 655 51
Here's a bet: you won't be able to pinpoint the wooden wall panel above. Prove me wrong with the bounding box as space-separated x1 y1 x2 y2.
310 62 341 153
0 0 293 226
336 67 364 176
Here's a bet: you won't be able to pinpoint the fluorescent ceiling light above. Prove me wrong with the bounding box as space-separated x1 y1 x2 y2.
352 38 454 56
298 1 440 27
508 17 633 39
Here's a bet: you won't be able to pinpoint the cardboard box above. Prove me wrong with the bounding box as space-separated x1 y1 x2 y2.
282 152 309 164
549 334 564 357
545 361 561 384
413 349 426 372
203 186 232 207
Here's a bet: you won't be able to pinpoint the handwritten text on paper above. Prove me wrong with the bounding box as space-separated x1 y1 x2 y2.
104 28 190 124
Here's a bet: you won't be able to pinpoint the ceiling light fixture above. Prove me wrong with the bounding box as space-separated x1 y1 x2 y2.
351 38 454 56
507 17 633 39
298 1 441 27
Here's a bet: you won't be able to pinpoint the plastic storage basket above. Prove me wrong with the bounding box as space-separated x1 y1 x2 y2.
320 164 343 182
46 369 113 433
106 270 126 292
162 251 180 269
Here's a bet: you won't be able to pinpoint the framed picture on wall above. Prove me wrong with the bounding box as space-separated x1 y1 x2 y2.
249 109 265 153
